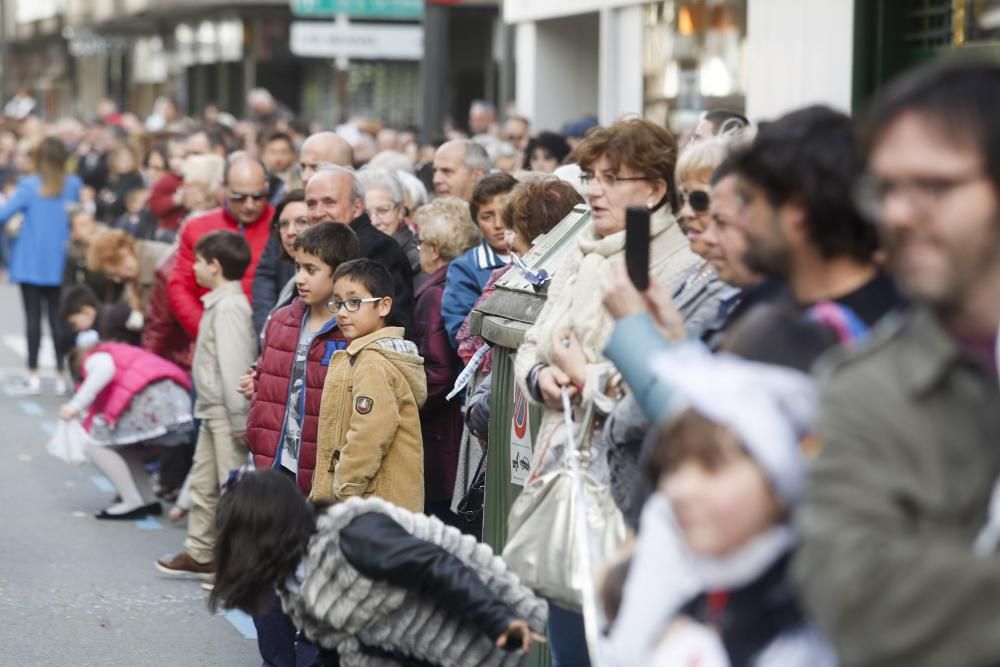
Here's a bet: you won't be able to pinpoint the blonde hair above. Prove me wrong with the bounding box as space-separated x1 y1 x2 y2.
414 197 480 262
87 228 136 273
675 128 756 184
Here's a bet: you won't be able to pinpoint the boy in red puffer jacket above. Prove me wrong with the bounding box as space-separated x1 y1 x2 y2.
242 221 360 666
246 222 360 495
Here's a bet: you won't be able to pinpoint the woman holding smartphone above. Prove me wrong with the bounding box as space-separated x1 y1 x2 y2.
512 118 700 666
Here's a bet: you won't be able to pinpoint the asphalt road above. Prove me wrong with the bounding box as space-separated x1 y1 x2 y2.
0 282 260 667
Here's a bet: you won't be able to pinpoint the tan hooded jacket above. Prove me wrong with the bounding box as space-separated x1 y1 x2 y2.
311 327 428 511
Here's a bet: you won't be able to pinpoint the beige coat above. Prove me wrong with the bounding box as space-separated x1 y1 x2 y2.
311 327 428 511
514 207 698 476
192 281 257 432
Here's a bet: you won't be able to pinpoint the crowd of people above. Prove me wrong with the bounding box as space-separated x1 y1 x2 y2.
2 58 999 667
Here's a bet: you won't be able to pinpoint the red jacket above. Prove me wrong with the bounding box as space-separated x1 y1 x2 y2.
412 265 464 503
167 204 274 338
246 299 347 495
83 342 191 431
142 249 194 371
148 171 186 231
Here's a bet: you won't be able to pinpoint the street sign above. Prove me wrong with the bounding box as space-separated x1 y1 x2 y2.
290 21 423 60
290 0 423 19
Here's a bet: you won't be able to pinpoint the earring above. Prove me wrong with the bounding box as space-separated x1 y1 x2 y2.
647 199 655 209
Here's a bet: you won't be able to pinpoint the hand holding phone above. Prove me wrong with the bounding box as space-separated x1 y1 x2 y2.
625 207 651 291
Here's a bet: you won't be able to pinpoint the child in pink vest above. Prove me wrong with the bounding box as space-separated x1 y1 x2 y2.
59 338 194 519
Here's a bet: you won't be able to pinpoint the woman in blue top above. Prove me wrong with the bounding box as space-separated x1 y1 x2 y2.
0 137 82 394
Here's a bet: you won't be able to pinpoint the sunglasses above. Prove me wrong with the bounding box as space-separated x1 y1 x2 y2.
681 189 711 213
228 191 269 203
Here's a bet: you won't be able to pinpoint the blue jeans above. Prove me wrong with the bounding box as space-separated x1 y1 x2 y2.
253 589 317 667
546 601 591 667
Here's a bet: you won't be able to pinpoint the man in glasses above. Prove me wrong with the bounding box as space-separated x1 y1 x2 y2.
168 154 275 337
796 62 1000 665
730 106 901 333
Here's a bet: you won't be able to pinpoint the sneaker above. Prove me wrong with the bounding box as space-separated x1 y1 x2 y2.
54 376 69 396
155 552 215 578
200 575 215 592
6 375 40 397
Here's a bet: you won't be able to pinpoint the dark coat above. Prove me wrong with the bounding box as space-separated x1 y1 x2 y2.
412 265 464 504
141 250 194 372
350 213 414 334
251 233 297 335
246 298 347 495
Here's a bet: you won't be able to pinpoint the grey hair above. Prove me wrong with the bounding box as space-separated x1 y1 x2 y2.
357 168 405 205
463 141 492 175
397 171 428 209
314 164 364 203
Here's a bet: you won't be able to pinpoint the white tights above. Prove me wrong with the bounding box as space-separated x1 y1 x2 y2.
87 444 157 514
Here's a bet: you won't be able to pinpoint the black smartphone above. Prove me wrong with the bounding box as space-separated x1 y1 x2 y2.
625 206 651 291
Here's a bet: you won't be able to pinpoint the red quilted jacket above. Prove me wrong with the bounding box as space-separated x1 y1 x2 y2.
246 298 347 495
82 342 191 431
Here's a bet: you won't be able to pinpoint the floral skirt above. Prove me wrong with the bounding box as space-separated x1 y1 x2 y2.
89 380 194 448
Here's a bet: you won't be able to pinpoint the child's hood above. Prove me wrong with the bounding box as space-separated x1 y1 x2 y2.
350 327 428 406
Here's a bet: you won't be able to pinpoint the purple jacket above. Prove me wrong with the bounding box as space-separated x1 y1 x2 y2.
412 265 465 503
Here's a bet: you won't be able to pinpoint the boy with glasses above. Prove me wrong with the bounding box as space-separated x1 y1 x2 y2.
311 258 427 511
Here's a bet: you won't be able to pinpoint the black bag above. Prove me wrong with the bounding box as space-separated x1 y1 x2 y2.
456 450 487 523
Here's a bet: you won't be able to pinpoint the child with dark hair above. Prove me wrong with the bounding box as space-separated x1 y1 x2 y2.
59 284 138 345
156 230 257 578
211 469 547 667
441 173 518 348
312 258 427 510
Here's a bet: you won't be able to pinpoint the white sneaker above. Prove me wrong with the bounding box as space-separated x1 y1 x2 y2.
54 377 69 396
6 375 40 397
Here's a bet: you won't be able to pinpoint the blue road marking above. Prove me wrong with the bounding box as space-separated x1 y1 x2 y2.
90 475 116 494
39 421 57 437
224 609 258 639
17 400 44 416
135 517 163 530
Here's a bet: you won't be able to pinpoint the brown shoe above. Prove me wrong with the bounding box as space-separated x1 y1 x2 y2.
155 552 215 578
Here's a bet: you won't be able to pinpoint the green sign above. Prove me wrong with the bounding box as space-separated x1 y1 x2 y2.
290 0 423 19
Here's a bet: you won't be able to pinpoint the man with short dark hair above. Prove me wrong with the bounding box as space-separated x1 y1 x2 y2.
796 62 1000 666
168 155 275 337
732 105 901 331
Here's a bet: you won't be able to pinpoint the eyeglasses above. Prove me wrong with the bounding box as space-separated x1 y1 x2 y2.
228 190 269 203
853 169 984 222
326 297 384 313
679 189 711 213
275 217 310 233
579 172 652 188
366 204 399 220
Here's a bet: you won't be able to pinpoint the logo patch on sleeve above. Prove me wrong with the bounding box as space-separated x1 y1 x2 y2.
355 396 374 415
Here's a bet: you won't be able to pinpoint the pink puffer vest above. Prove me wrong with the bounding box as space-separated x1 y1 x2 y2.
83 342 192 430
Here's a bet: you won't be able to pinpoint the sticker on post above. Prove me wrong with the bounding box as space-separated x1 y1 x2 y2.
355 396 374 415
510 386 532 486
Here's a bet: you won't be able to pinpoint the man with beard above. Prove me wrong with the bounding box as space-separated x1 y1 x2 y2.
795 62 1000 665
731 106 902 333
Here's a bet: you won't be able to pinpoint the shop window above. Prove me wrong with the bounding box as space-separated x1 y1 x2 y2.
642 0 746 134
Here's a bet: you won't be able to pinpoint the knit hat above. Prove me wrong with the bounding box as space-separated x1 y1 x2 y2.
651 342 818 507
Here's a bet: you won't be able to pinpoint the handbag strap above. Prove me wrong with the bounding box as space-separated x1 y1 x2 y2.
560 387 597 464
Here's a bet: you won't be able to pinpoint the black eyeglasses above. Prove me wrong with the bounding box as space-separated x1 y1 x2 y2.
680 189 711 213
326 297 384 313
228 190 269 203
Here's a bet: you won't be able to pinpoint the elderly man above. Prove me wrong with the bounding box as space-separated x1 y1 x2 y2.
251 132 356 333
168 154 275 337
301 166 414 330
432 139 490 201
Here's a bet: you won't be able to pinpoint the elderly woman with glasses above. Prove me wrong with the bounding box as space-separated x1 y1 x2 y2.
358 168 420 279
511 118 701 667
